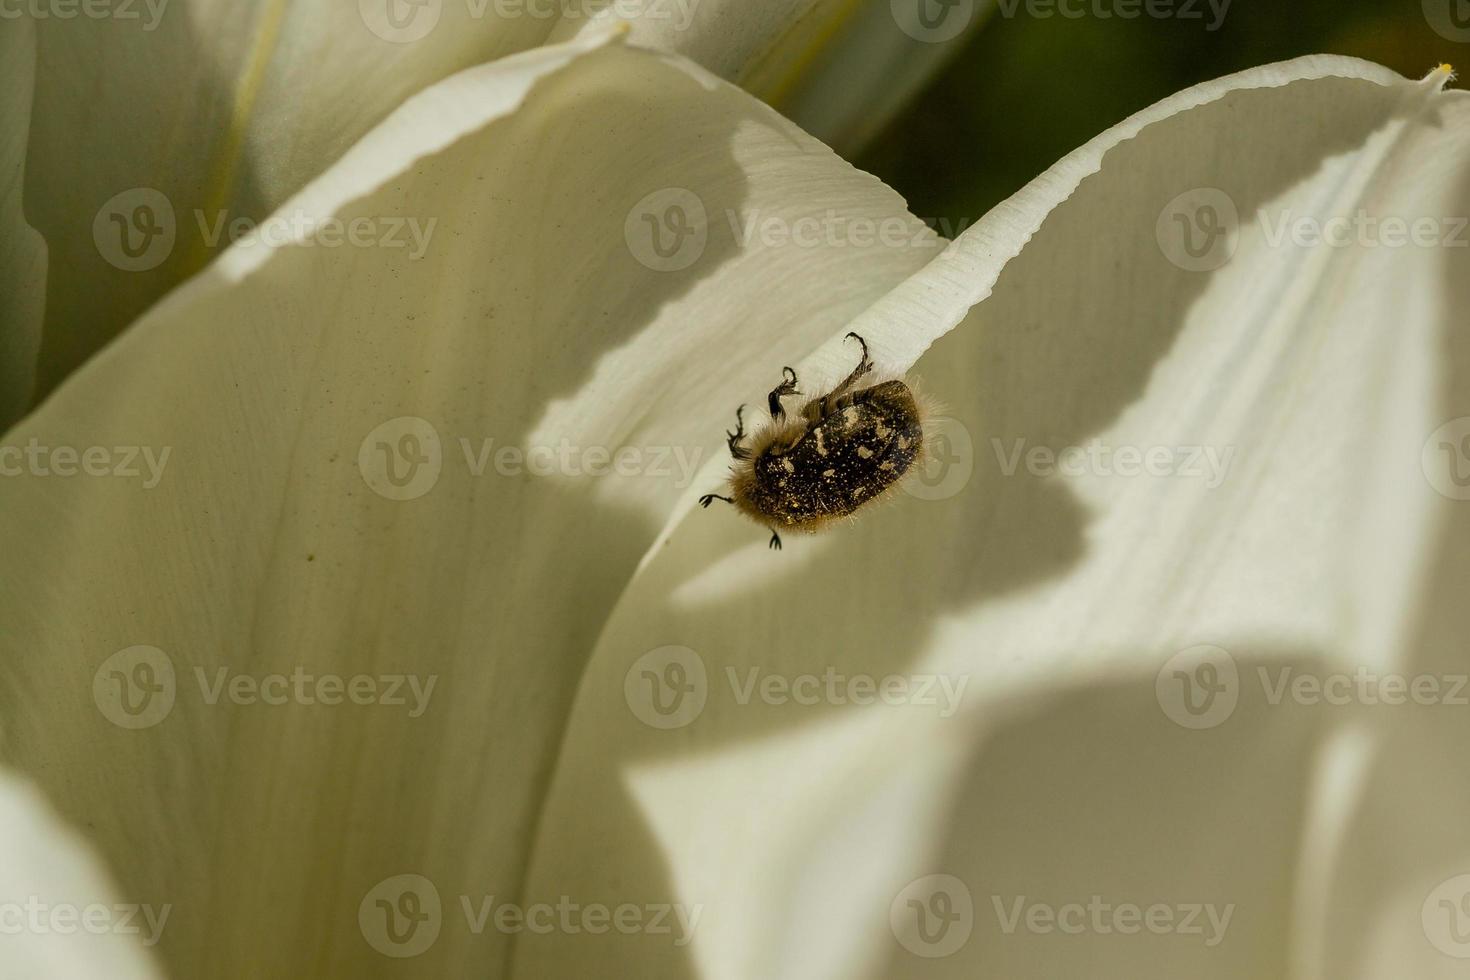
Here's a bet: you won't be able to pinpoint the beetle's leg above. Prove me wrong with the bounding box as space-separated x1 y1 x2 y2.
768 529 783 550
700 494 734 508
726 404 751 460
831 332 874 396
767 367 800 421
812 333 877 419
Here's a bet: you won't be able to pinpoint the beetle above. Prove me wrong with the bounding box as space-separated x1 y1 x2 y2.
700 333 925 549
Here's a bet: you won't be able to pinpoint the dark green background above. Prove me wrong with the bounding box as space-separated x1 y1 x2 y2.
861 0 1462 229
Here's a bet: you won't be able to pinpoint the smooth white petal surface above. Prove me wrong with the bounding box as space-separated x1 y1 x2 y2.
0 773 164 978
13 0 866 421
16 0 559 406
1310 83 1470 978
517 59 1470 980
0 32 937 979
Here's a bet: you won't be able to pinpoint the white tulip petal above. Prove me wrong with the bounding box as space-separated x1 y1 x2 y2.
0 772 163 979
20 0 560 401
16 0 905 410
517 59 1469 980
1301 123 1470 974
0 32 937 979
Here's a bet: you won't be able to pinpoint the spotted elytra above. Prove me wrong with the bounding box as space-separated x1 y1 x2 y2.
699 333 928 550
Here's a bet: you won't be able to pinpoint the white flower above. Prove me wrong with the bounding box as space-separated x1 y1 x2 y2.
0 12 1465 979
1 0 975 428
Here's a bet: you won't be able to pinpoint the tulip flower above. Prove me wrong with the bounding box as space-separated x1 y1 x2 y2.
0 10 1465 979
0 0 983 427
